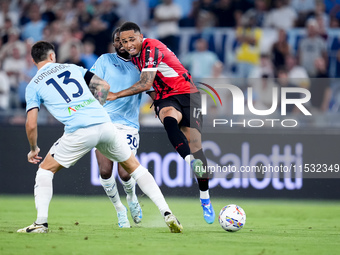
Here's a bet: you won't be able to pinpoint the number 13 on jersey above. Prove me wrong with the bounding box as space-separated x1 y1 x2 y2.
46 70 83 103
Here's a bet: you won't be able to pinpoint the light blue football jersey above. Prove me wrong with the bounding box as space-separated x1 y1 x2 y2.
26 62 110 133
90 53 142 130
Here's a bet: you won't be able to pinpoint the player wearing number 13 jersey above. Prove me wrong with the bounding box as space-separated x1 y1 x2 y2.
26 62 110 133
108 22 215 224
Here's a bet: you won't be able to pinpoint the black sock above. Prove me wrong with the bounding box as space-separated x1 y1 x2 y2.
163 117 191 159
193 149 207 168
193 149 209 191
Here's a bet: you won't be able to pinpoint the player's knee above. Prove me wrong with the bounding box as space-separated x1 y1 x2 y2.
119 175 130 182
119 153 140 174
99 166 113 179
118 164 130 181
100 173 112 179
160 107 181 123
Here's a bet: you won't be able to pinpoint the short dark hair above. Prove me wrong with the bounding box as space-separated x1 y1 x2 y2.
119 22 141 34
112 27 120 42
31 41 55 63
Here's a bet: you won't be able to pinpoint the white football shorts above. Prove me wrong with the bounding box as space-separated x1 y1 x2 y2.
113 123 139 155
49 122 131 168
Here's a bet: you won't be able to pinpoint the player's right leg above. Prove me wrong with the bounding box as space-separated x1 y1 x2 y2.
119 154 183 233
118 164 142 224
158 106 193 163
18 125 102 233
18 153 63 233
95 150 130 228
96 122 182 233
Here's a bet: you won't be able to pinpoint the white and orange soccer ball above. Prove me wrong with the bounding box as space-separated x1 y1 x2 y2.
218 204 246 232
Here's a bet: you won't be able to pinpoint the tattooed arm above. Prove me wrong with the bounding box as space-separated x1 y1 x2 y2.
88 74 110 105
106 71 156 101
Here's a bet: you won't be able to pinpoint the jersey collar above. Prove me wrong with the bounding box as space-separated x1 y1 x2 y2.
38 62 53 72
116 54 131 62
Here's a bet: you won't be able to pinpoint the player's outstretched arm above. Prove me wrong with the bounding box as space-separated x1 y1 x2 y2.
88 74 110 105
26 108 42 164
107 70 156 101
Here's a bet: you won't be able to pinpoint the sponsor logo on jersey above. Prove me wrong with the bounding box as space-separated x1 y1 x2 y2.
68 98 96 115
146 57 157 66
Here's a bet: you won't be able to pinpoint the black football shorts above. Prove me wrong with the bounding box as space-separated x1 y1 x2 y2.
154 92 203 132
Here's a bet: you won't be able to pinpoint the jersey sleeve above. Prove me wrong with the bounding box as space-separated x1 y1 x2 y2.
141 45 164 72
25 83 41 112
90 56 105 79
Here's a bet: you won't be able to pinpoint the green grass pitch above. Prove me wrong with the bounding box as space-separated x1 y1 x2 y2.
0 195 339 255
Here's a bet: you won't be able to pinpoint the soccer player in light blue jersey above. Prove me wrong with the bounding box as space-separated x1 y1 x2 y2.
17 41 182 234
90 28 143 228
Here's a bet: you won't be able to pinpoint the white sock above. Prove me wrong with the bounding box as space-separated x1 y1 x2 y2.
184 154 194 165
121 177 137 203
130 165 171 216
200 190 210 200
34 168 54 224
100 175 125 212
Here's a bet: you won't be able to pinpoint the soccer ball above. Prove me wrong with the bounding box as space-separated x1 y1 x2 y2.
218 204 246 232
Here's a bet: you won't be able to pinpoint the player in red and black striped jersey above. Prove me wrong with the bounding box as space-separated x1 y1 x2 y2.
107 22 215 224
130 37 198 100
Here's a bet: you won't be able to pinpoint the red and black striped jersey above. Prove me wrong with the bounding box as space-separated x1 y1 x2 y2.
131 38 198 100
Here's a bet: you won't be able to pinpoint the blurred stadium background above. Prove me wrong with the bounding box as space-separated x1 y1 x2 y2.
1 0 340 200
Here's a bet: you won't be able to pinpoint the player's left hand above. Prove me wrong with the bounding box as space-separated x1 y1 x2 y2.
106 92 118 101
27 147 42 164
